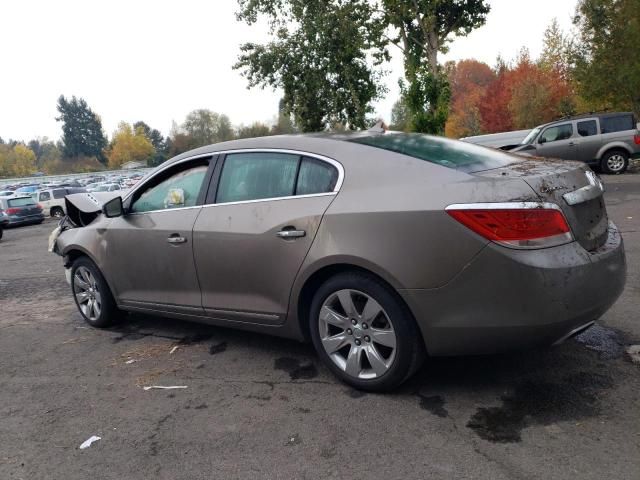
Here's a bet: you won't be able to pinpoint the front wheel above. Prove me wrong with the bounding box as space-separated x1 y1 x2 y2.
601 150 628 174
309 272 425 392
71 257 119 327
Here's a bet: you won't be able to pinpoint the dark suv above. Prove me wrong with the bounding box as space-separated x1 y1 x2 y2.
511 112 640 173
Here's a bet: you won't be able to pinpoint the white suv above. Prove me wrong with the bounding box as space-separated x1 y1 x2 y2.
32 187 86 218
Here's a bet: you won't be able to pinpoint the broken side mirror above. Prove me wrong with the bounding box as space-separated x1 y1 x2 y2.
103 196 124 218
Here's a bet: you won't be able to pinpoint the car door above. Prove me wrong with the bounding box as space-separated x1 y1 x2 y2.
192 151 342 325
574 118 603 163
102 156 214 314
535 123 577 160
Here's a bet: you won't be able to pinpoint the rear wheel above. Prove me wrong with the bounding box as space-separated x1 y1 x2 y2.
50 207 64 218
601 150 628 174
309 272 424 391
71 256 119 327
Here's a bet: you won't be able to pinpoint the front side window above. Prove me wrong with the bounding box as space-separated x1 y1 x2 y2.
296 157 338 195
540 124 573 143
131 163 208 213
577 120 598 137
601 114 634 134
39 191 51 201
216 152 299 203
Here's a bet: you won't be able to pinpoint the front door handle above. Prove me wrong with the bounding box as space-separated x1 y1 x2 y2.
167 235 187 244
276 229 306 239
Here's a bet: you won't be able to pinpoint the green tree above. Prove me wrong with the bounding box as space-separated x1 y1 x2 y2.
56 95 108 163
573 0 640 115
271 98 297 134
235 1 489 134
236 122 272 139
182 109 234 147
235 0 388 131
134 121 168 166
383 0 490 133
390 98 411 131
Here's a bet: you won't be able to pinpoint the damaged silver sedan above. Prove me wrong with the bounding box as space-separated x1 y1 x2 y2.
50 132 627 391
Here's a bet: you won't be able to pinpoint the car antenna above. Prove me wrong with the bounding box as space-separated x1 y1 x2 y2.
368 120 388 134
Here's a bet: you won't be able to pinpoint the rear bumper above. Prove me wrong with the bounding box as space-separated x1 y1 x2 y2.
400 222 626 356
6 213 45 226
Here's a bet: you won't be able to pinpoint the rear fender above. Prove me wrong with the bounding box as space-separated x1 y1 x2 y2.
597 142 633 160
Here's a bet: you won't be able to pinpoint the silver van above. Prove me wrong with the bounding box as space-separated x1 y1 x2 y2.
511 112 640 173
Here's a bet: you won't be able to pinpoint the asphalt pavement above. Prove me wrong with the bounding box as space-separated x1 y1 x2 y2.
0 174 638 479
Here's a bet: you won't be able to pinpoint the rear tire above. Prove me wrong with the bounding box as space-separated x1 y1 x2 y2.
51 207 64 218
309 272 425 392
71 256 119 328
601 149 628 174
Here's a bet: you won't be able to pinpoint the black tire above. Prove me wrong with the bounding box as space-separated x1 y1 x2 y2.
70 256 119 328
309 272 425 392
0 227 3 240
50 207 64 218
600 149 629 174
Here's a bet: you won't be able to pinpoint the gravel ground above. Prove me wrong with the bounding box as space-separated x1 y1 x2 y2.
0 174 638 480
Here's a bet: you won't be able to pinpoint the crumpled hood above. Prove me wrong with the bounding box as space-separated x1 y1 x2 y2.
65 191 121 226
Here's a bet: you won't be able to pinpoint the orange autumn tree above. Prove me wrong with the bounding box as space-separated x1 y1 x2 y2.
445 60 495 138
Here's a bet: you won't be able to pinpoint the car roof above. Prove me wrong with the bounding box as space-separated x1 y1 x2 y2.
538 111 635 129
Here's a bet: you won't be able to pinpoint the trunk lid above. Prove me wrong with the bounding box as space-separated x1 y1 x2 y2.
476 159 608 251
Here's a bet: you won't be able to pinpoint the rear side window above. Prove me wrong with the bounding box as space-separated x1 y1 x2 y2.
8 197 36 207
53 189 66 199
577 120 598 137
296 157 338 195
601 114 634 134
348 133 520 173
217 152 299 203
541 124 573 143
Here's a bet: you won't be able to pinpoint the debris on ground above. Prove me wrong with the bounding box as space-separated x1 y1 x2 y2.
285 433 301 446
125 359 136 364
626 345 640 364
142 385 188 391
79 435 101 449
169 346 179 354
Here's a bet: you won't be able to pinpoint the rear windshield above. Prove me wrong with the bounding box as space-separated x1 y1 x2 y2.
348 133 521 172
8 197 36 207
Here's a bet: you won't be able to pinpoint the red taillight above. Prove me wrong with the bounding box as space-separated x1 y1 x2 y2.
37 203 43 210
446 203 573 249
634 134 640 145
6 208 19 215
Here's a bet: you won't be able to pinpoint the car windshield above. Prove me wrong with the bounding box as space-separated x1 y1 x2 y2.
8 197 36 207
94 185 110 191
348 133 521 172
522 128 541 145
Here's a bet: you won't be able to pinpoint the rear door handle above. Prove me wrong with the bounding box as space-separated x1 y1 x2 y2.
276 229 306 239
167 235 187 244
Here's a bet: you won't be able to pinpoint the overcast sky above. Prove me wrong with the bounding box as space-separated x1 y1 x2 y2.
0 0 577 142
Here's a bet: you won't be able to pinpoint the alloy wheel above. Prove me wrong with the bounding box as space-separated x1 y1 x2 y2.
73 266 102 321
318 289 397 380
607 154 626 172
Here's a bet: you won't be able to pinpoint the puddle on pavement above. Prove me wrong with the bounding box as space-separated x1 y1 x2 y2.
274 357 318 380
467 371 613 443
418 394 448 418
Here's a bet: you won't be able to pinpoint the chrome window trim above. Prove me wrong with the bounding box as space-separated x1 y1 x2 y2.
445 202 563 211
202 191 336 209
124 148 344 214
